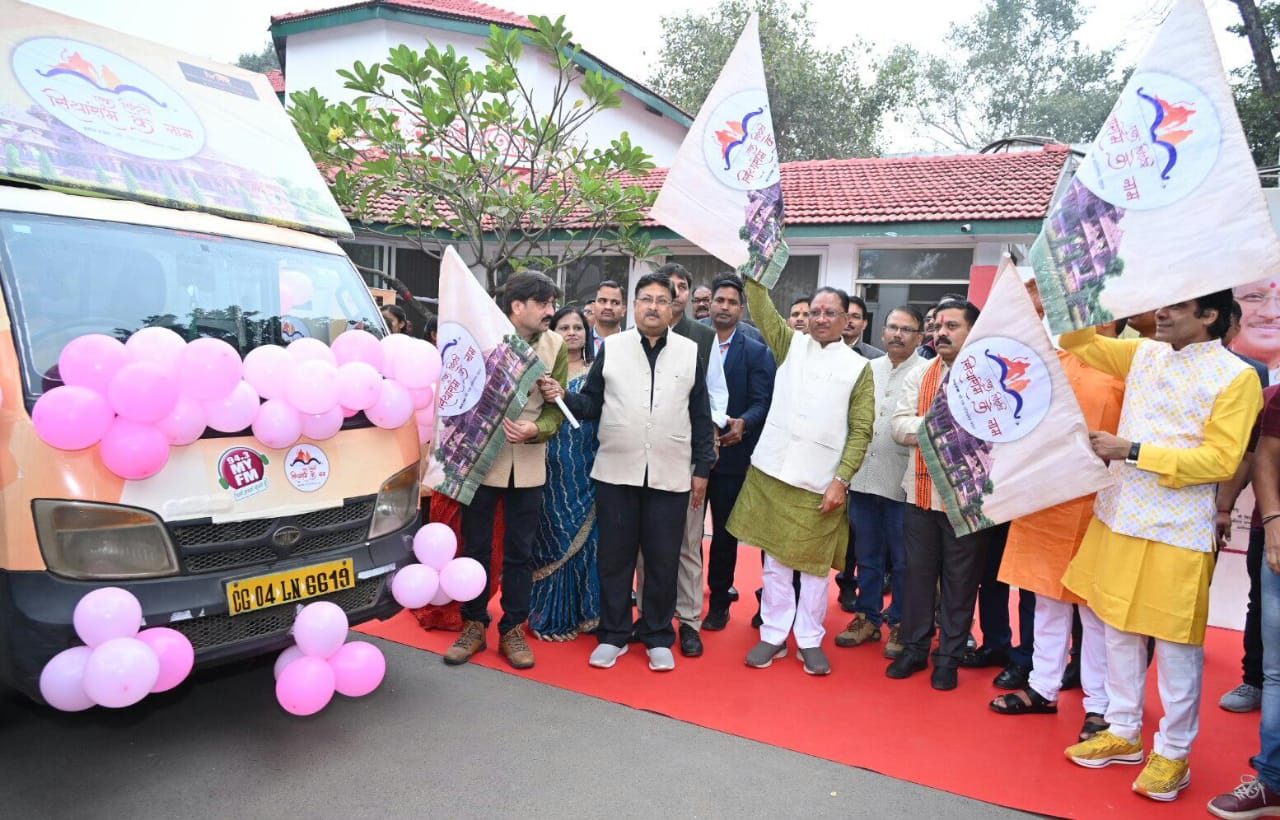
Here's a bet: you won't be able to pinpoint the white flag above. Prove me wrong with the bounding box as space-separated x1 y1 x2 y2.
1032 0 1280 333
649 13 789 287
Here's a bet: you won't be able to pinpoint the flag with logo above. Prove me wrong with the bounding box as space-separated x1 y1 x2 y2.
649 13 789 288
432 247 546 505
919 260 1113 536
1031 0 1280 334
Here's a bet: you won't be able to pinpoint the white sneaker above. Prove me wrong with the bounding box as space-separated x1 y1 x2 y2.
647 646 676 672
1219 682 1263 713
588 643 628 669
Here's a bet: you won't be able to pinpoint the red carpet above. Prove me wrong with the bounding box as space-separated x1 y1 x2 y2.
359 547 1258 818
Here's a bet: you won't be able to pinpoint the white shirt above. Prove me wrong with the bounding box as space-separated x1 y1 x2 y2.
707 341 729 428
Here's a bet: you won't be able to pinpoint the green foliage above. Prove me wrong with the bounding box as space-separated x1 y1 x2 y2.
902 0 1126 149
235 41 280 74
288 15 658 290
1229 1 1280 176
648 0 909 160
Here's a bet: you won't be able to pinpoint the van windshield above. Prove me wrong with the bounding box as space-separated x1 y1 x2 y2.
0 211 386 398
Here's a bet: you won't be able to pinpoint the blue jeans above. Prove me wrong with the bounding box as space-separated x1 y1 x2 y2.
1254 559 1280 790
848 491 905 628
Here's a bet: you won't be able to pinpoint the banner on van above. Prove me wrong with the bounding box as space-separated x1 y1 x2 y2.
0 0 350 236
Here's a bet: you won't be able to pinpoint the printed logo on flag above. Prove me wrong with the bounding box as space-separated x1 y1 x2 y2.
701 89 779 191
12 37 206 160
436 321 485 417
1077 71 1221 211
945 338 1052 443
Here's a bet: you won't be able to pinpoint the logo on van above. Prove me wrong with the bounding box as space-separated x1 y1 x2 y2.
284 444 329 493
216 447 271 502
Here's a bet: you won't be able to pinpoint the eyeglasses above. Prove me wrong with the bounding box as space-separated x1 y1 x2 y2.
636 295 673 307
810 309 846 321
885 324 921 335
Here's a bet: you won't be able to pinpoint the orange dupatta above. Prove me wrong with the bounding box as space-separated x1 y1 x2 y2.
913 358 945 509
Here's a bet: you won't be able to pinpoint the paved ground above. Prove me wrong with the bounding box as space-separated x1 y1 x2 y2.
1 639 1034 819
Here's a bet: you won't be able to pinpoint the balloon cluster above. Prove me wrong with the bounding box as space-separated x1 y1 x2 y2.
39 587 194 711
34 329 442 479
390 523 487 609
273 601 386 716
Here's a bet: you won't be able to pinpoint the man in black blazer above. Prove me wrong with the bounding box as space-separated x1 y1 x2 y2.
702 274 776 631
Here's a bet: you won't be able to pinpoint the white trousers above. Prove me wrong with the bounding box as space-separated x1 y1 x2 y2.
1104 624 1204 760
760 554 828 649
1027 597 1109 715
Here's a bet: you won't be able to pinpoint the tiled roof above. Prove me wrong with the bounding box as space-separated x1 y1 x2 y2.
263 69 285 93
353 146 1071 231
271 0 532 29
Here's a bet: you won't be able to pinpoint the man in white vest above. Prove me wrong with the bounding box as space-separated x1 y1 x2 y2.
728 278 875 676
553 272 716 672
1059 289 1262 803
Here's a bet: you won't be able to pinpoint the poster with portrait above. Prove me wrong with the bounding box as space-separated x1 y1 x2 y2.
919 261 1114 536
1030 0 1280 334
649 13 789 288
432 247 545 505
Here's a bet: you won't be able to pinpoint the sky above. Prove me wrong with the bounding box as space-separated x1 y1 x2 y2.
21 0 1258 151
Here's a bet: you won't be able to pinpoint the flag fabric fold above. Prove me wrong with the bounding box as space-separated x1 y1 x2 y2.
920 260 1113 535
649 13 789 287
432 247 545 505
1032 0 1280 334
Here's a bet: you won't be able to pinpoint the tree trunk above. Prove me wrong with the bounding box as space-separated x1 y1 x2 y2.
1234 0 1280 98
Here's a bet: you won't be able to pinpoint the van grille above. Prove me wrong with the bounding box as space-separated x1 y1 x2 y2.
169 498 376 574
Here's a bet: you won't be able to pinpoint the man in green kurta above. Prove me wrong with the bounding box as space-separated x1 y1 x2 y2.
728 278 874 675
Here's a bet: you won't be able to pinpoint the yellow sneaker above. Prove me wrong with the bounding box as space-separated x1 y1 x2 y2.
1064 730 1144 768
1132 753 1191 802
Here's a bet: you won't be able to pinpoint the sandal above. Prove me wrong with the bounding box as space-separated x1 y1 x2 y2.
1079 712 1109 742
989 687 1058 715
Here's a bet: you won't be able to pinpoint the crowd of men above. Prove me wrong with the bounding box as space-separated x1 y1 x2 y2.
434 263 1280 813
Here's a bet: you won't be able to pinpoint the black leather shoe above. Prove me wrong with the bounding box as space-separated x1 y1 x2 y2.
1061 656 1081 690
751 587 764 628
727 586 740 602
678 624 703 658
931 665 958 691
702 607 730 631
993 662 1031 690
960 645 1010 669
885 652 928 679
837 585 858 613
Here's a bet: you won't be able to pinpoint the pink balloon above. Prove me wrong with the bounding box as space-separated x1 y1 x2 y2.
279 283 296 317
336 362 383 411
365 380 414 429
59 334 128 395
274 645 306 680
390 563 440 609
428 586 453 606
73 587 143 647
100 418 170 480
32 386 114 450
377 334 415 377
392 338 443 390
253 398 302 449
203 381 260 433
287 338 336 365
440 557 487 602
414 403 436 427
39 646 95 712
136 627 194 693
125 327 186 376
340 405 359 418
300 406 344 441
82 637 160 708
275 656 335 716
328 641 386 698
412 523 458 570
408 385 435 410
177 338 244 401
243 345 292 400
331 330 385 371
107 361 179 423
292 601 349 659
157 394 207 446
285 360 340 415
280 268 314 306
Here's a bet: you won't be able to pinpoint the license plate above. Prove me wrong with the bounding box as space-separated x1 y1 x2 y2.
225 559 355 616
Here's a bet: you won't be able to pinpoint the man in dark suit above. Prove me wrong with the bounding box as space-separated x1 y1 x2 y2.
703 274 776 631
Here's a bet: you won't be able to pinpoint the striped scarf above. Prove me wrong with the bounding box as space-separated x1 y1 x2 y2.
913 357 945 510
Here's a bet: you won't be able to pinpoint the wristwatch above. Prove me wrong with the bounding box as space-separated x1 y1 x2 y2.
1125 442 1141 465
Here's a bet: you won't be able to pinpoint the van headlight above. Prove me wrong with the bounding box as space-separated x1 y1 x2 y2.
33 500 180 579
368 463 421 540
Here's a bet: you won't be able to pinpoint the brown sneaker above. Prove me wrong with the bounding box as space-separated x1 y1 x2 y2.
499 626 535 670
443 620 486 666
884 624 904 659
834 613 881 648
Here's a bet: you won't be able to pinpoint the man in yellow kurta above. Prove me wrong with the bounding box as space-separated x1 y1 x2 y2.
728 278 874 676
1059 290 1263 804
